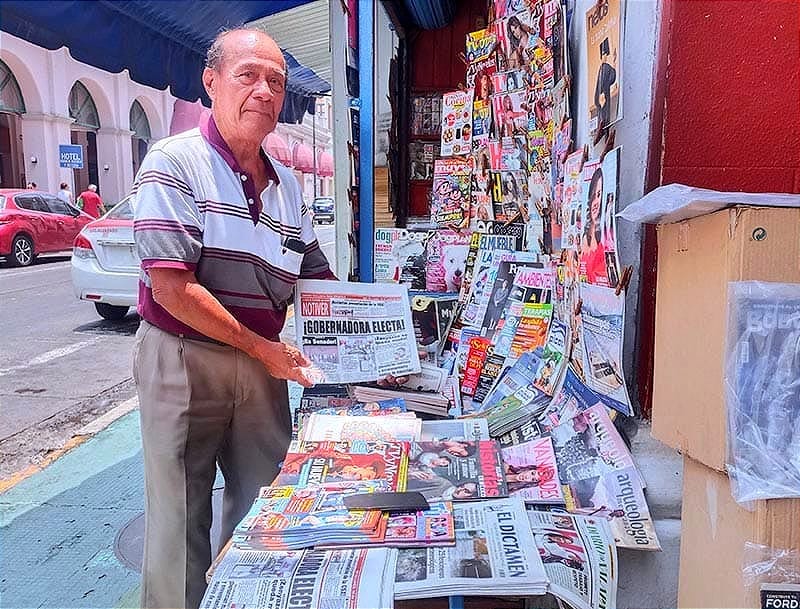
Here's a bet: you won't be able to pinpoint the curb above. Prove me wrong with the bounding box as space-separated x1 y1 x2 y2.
0 396 139 494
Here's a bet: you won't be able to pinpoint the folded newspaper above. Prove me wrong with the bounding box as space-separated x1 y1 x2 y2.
394 497 549 599
200 546 397 609
295 280 421 384
299 413 422 443
528 512 618 609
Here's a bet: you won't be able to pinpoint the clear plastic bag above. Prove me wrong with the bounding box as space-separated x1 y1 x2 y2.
725 281 800 504
742 543 800 589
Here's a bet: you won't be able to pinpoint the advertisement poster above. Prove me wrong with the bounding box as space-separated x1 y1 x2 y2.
440 90 474 157
585 0 623 135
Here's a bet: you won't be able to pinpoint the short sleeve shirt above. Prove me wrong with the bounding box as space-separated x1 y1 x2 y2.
132 114 335 341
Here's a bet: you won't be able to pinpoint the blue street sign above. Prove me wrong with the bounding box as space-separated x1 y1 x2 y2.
59 144 84 169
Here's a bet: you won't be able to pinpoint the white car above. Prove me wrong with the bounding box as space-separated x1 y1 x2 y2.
71 196 139 320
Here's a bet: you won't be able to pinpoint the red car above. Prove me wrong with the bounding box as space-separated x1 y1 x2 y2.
0 188 94 266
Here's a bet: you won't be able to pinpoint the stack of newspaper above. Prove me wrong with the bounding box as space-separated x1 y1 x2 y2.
350 385 451 416
394 497 548 599
299 413 422 443
232 483 388 550
200 546 397 609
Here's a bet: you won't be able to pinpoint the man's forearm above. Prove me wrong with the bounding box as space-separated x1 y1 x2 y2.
150 268 263 355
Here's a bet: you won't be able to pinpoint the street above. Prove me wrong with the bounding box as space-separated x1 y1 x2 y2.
0 224 336 481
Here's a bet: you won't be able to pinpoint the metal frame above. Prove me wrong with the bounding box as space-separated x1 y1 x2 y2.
357 0 374 282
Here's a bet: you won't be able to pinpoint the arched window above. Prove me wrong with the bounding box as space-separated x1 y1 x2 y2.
129 100 151 141
0 59 26 114
69 81 100 129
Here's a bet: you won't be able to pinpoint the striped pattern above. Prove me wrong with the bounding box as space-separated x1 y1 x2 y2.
132 123 334 342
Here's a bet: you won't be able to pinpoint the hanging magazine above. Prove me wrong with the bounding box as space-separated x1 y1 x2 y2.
579 282 632 411
579 148 621 288
425 229 472 293
373 227 430 287
432 158 471 228
440 89 474 157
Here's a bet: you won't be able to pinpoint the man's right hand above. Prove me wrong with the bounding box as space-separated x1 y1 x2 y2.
249 339 317 388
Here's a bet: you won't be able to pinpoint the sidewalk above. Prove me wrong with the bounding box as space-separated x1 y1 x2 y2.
0 394 682 609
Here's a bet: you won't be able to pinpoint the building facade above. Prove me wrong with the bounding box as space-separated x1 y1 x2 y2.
0 32 175 204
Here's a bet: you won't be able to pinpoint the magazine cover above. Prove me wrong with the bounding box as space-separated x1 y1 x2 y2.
480 350 542 413
579 148 621 288
492 89 529 137
493 266 554 358
394 498 548 599
579 282 631 410
461 336 492 398
466 251 538 331
409 141 436 180
432 158 472 228
466 28 497 88
386 501 456 547
373 228 430 287
533 318 570 395
410 292 458 362
496 416 550 448
472 349 508 406
295 280 421 384
470 141 494 226
543 0 568 87
562 464 661 550
440 90 474 157
501 436 565 504
275 440 410 492
585 0 623 135
480 260 540 337
425 229 472 293
561 150 587 251
508 301 554 360
420 419 490 442
494 11 537 70
294 398 411 440
490 170 528 222
407 441 508 502
488 136 528 171
492 70 530 95
547 365 632 425
528 512 618 609
300 413 422 443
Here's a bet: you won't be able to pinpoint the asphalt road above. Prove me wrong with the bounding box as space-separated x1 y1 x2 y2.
0 224 336 479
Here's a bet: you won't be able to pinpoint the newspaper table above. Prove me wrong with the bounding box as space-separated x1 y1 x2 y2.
528 512 618 609
200 546 397 609
394 497 549 599
295 280 421 384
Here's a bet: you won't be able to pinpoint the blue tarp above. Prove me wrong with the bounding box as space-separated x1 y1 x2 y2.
0 0 330 123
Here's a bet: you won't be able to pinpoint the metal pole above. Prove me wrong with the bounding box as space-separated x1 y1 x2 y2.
357 0 374 282
331 0 352 278
312 105 318 198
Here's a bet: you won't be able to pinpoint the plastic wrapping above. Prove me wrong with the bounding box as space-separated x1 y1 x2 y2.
725 281 800 503
742 543 800 589
618 183 800 225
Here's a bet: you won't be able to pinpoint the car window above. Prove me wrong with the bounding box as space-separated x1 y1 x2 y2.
43 195 72 215
106 199 133 220
15 194 48 213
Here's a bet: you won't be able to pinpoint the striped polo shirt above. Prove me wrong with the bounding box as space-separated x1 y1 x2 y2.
133 114 335 342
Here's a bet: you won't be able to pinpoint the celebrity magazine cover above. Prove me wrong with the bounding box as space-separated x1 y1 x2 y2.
585 0 624 135
501 436 565 504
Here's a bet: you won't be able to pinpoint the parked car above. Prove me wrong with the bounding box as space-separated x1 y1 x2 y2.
71 196 139 320
311 196 335 224
0 189 94 266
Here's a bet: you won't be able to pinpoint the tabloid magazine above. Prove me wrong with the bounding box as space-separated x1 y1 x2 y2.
500 436 565 504
295 280 421 385
373 228 429 287
440 89 474 157
394 497 548 599
432 158 472 228
406 440 508 502
528 512 618 609
274 440 409 493
200 547 397 609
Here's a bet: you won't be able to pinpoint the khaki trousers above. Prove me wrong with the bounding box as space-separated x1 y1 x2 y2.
133 321 291 609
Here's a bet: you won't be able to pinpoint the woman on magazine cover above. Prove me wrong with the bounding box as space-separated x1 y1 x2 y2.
580 167 610 285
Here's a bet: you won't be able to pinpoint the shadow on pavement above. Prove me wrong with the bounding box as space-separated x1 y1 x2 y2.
74 314 141 337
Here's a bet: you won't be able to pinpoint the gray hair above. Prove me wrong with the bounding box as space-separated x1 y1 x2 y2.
88 184 97 191
205 27 287 72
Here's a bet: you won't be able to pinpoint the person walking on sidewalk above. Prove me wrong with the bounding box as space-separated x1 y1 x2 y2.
76 184 105 218
132 29 334 609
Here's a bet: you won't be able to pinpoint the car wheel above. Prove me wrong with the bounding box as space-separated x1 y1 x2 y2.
11 234 34 267
95 302 130 321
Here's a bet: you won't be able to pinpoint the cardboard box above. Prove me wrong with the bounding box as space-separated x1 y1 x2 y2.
652 206 800 472
679 456 800 609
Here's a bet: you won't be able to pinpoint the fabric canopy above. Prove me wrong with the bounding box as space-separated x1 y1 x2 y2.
0 0 331 123
292 143 315 173
317 150 334 177
265 133 292 165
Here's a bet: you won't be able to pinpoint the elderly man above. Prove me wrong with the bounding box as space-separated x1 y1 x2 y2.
132 29 334 609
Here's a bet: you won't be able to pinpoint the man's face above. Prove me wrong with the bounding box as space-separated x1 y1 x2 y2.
203 31 286 142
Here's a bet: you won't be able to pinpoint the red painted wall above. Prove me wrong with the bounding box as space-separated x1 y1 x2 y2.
661 0 800 192
639 0 800 417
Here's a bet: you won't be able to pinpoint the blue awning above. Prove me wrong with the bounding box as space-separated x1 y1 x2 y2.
0 0 331 123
